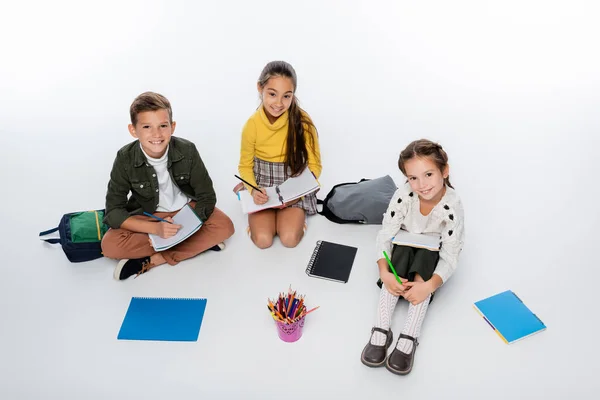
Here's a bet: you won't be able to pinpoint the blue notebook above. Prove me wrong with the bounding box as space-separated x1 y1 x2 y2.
118 297 207 342
473 290 546 344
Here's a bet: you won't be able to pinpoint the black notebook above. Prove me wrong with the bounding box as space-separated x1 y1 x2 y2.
305 240 358 283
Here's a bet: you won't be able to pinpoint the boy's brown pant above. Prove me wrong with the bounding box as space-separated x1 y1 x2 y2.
101 203 235 265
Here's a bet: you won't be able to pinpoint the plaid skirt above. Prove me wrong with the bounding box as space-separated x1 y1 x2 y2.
253 157 318 215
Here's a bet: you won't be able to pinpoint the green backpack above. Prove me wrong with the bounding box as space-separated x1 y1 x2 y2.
39 209 109 262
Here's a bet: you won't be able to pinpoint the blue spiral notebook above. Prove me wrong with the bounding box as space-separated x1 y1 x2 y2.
117 297 207 342
473 290 546 344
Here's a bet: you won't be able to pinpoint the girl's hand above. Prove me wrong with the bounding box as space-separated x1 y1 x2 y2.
155 217 181 239
252 188 269 205
403 281 433 305
381 271 409 297
283 198 300 207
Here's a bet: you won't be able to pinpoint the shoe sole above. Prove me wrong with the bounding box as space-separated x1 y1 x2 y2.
113 259 129 280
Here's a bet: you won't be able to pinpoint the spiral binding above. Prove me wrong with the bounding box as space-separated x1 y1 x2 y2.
275 186 284 204
305 240 323 275
131 297 206 301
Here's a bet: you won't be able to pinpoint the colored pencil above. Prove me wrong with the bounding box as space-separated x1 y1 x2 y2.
383 250 403 284
267 289 319 325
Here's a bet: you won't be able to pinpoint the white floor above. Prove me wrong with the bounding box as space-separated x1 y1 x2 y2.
2 1 599 399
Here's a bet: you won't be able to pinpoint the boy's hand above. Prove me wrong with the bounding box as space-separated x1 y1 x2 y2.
381 271 409 297
252 188 269 205
155 217 181 238
403 281 433 305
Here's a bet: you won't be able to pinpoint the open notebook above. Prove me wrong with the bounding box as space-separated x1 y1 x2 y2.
148 204 203 251
238 167 320 214
392 230 441 251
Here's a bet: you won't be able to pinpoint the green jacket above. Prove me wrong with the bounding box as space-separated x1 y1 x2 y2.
103 136 216 228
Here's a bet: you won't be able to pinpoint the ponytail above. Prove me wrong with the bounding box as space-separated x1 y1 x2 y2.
286 98 316 176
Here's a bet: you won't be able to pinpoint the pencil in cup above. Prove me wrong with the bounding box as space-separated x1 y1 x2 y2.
268 289 319 342
267 290 319 325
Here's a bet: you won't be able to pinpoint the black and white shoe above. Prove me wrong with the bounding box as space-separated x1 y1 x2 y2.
209 242 225 251
114 256 153 280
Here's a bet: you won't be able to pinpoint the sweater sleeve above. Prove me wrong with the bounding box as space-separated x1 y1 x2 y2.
432 201 465 284
375 188 410 261
238 118 258 191
305 124 322 179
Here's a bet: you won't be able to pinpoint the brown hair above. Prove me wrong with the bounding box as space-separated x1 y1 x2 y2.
129 92 173 126
398 139 453 188
257 61 318 176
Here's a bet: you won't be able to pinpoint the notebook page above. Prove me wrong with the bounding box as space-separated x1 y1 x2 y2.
149 204 203 250
277 168 320 202
392 230 441 251
238 186 282 214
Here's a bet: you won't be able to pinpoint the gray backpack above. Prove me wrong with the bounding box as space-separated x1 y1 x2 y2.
316 175 397 224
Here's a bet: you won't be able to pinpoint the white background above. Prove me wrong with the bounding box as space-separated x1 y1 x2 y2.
1 0 598 398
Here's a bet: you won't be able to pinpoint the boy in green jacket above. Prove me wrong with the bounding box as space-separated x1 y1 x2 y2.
102 92 234 280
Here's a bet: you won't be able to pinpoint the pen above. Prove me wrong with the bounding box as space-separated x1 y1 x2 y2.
234 174 262 193
143 212 173 224
383 250 403 285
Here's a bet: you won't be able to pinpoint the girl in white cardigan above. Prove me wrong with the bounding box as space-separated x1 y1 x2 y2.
360 139 465 375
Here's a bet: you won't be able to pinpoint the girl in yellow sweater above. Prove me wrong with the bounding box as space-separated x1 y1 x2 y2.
237 61 322 249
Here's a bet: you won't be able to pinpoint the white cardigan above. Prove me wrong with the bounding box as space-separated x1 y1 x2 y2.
375 183 465 284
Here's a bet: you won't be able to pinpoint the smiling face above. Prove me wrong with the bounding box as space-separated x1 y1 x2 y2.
403 156 449 203
258 76 295 123
128 109 176 158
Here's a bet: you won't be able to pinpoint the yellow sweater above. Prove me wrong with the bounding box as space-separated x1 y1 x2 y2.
238 106 322 191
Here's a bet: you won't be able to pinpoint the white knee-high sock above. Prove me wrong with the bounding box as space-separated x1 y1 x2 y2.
371 285 400 345
396 294 431 353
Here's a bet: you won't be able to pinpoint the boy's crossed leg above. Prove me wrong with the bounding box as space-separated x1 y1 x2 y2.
102 206 234 280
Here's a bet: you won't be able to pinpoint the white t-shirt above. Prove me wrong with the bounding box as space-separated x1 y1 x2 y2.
141 145 190 212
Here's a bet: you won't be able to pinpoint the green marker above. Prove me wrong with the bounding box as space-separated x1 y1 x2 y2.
383 250 403 285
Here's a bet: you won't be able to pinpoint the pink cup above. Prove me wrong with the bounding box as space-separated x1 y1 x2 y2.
275 315 306 343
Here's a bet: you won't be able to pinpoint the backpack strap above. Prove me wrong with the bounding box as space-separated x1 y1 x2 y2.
316 181 366 224
39 227 61 244
317 199 355 224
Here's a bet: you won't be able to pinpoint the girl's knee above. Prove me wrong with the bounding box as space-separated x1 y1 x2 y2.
279 230 303 248
252 232 274 249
